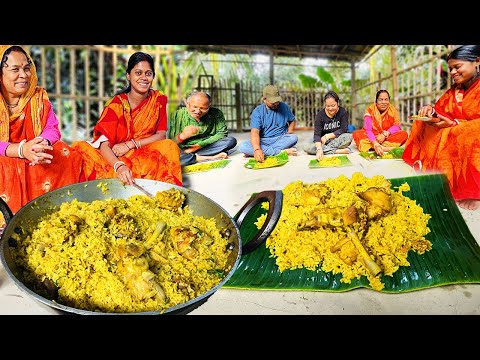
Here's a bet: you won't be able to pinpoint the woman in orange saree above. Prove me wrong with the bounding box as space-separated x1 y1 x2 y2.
402 45 480 211
71 52 182 187
352 89 408 156
0 45 83 215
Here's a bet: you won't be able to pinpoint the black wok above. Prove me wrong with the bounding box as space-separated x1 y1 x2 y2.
0 178 282 315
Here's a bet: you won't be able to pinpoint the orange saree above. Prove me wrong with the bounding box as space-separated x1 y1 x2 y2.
72 90 182 186
353 103 408 152
0 88 84 214
402 78 480 201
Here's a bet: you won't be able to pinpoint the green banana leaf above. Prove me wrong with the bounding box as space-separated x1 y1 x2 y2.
225 174 480 292
244 151 289 169
308 155 353 168
359 147 405 160
182 159 231 174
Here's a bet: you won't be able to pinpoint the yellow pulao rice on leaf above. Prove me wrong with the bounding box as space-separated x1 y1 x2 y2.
258 172 432 291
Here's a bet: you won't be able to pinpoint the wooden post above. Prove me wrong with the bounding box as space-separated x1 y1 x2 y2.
269 52 274 85
235 82 242 131
390 45 398 108
350 61 357 127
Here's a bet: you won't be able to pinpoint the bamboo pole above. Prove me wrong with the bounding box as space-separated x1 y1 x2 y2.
70 48 77 141
390 46 399 109
55 48 62 123
84 48 91 137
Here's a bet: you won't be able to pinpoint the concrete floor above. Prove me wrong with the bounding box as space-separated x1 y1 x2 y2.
0 130 479 315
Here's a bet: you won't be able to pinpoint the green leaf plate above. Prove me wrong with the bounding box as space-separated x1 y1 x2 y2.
182 159 231 174
308 155 353 168
244 151 289 170
225 174 480 292
358 147 405 160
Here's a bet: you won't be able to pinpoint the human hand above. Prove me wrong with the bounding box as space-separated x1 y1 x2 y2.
254 148 264 162
426 114 456 128
26 137 53 165
316 148 324 161
418 105 436 117
373 142 384 156
111 142 131 157
184 144 201 154
116 164 134 185
375 134 386 143
182 125 200 139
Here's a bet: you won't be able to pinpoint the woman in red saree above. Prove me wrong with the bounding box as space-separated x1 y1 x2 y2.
0 45 83 215
403 45 480 211
353 89 408 156
72 52 182 187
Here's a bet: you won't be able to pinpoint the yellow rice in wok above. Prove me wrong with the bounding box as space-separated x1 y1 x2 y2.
258 172 432 291
10 188 233 313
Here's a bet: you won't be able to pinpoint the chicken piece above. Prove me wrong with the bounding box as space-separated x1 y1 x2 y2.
357 187 392 219
126 243 145 258
342 205 360 226
302 187 328 206
155 188 185 211
330 236 351 253
347 229 382 276
339 242 358 266
291 185 329 206
116 255 166 302
170 226 200 260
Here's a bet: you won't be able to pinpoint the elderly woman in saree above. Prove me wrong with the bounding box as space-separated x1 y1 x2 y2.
402 45 480 211
0 45 83 214
72 51 182 187
352 89 408 156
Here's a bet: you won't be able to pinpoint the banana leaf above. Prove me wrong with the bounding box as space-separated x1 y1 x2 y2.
244 151 289 169
182 159 231 174
225 173 480 292
308 155 353 168
358 147 404 160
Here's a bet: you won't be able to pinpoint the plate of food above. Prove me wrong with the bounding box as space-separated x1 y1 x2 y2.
308 155 353 168
409 115 440 122
182 159 231 174
244 151 289 170
358 147 405 160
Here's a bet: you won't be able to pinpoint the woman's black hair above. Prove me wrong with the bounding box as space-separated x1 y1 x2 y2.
0 46 31 75
375 89 390 102
117 51 155 95
447 45 480 62
324 90 340 104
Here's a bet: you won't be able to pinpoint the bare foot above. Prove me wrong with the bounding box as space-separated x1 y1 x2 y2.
457 199 480 211
335 148 351 154
284 147 298 156
196 152 228 162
